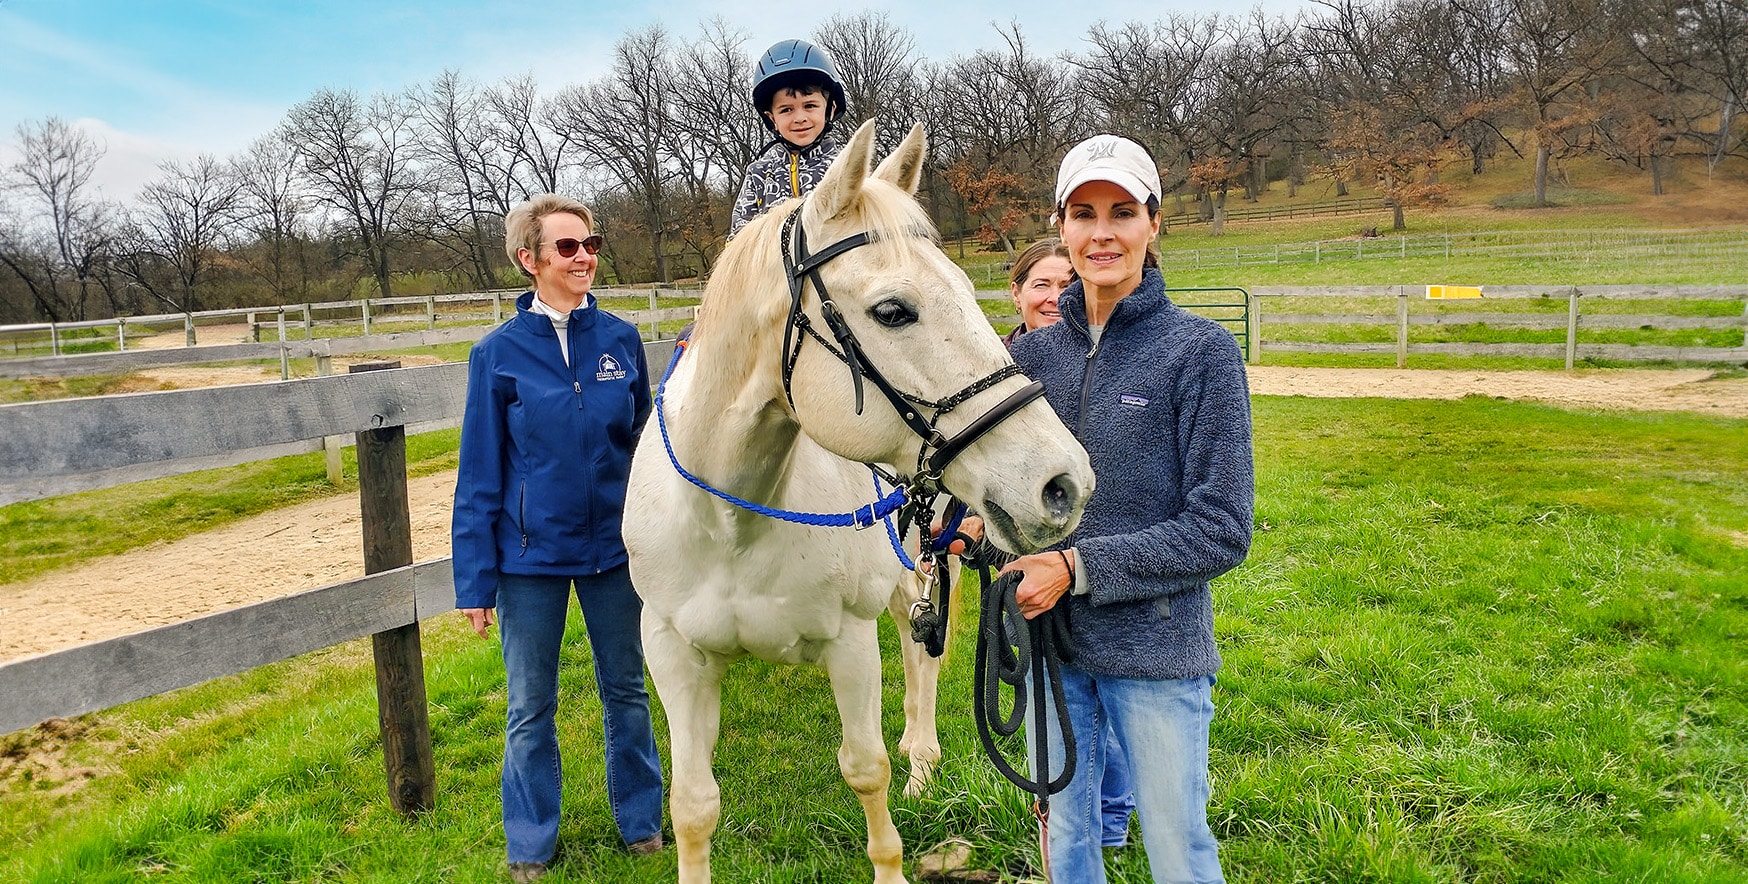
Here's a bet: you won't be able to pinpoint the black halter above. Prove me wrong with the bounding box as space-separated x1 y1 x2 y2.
777 204 1046 495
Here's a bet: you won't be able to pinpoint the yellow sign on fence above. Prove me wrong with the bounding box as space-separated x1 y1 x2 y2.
1426 285 1485 299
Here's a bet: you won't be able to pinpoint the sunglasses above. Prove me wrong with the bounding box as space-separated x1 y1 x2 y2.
547 234 604 258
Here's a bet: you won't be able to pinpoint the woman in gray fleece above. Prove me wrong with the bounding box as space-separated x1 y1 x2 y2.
974 135 1254 883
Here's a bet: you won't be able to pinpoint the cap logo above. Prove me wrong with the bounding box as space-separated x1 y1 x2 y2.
1086 140 1119 161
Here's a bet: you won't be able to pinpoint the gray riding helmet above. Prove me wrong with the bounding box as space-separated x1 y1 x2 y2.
751 39 849 134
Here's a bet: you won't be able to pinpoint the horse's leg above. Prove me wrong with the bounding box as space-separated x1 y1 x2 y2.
823 622 910 884
644 614 726 884
886 584 942 798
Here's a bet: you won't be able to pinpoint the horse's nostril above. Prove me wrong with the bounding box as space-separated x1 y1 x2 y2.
1042 474 1077 522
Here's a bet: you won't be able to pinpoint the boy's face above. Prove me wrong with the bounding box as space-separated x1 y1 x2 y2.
765 87 830 147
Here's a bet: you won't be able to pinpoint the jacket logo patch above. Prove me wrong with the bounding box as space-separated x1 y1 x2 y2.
596 354 626 382
1120 394 1150 408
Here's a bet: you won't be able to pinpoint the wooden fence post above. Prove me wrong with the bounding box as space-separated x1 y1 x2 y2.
362 300 373 336
185 314 196 347
425 296 436 331
50 323 60 356
303 304 314 340
1566 287 1581 371
117 318 127 352
493 291 504 324
1397 288 1410 368
277 310 289 380
350 359 436 816
318 353 343 484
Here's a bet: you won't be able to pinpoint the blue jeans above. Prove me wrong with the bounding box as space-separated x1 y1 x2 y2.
1100 722 1136 847
497 566 664 863
1029 665 1223 883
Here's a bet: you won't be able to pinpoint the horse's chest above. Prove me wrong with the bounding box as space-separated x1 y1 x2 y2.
666 539 897 662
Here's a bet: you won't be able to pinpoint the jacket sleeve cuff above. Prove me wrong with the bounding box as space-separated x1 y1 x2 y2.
1070 546 1090 596
455 583 498 611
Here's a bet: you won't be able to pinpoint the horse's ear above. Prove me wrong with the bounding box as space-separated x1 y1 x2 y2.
872 124 926 196
809 119 879 222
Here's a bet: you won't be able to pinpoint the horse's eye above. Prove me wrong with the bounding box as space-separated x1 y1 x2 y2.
870 298 918 328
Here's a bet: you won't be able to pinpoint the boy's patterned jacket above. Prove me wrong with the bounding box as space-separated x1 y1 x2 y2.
728 134 844 236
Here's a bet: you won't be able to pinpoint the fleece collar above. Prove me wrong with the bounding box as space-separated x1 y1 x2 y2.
1058 268 1169 341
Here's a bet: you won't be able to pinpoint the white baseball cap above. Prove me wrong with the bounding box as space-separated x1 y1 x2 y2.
1054 134 1162 210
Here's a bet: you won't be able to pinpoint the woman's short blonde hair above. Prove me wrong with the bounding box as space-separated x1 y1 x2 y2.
505 195 596 278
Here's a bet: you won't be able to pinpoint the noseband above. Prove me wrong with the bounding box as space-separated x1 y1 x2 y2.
777 204 1046 493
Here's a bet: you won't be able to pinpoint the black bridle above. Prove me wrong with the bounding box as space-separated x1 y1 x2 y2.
778 202 1079 829
777 204 1046 497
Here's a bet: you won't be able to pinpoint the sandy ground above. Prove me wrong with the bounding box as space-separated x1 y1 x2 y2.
1247 366 1748 417
1 366 1744 665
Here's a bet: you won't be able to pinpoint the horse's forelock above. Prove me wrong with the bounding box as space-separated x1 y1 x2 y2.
693 178 945 361
835 177 938 248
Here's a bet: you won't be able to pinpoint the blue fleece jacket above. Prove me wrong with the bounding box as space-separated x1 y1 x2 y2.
1010 268 1254 680
451 291 651 610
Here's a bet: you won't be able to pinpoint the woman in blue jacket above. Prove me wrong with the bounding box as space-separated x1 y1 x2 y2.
452 195 664 883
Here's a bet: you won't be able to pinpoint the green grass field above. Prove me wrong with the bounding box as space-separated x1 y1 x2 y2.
3 396 1743 883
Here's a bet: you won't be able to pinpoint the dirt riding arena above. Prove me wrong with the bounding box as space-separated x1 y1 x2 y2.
1 366 1743 665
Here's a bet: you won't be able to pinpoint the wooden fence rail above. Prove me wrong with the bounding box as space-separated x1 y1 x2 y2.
0 344 664 811
0 560 455 737
0 308 696 380
0 342 681 811
1252 288 1748 368
0 285 701 357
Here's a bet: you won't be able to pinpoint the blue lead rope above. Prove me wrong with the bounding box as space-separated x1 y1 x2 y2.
655 341 910 535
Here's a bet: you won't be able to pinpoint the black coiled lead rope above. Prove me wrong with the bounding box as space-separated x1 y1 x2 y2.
960 540 1079 834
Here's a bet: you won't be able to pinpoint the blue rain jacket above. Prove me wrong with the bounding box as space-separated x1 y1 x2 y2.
451 291 651 609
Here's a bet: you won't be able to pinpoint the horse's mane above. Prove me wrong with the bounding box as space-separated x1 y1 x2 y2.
690 179 939 360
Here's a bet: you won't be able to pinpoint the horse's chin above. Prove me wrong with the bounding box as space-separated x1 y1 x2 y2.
979 497 1071 556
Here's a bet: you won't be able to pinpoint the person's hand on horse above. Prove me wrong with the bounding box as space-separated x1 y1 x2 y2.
1001 548 1074 620
460 607 495 638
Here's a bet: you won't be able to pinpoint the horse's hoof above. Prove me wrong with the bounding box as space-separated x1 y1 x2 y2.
902 755 938 797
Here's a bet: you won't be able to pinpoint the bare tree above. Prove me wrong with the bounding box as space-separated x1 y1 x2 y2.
1683 0 1748 167
1 117 110 320
1074 16 1224 212
1459 0 1626 204
484 75 576 198
1304 0 1460 228
121 155 244 313
668 19 763 266
232 135 317 303
1195 12 1304 233
1631 0 1748 174
282 88 426 299
813 12 924 153
551 27 681 282
928 23 1086 254
410 69 516 288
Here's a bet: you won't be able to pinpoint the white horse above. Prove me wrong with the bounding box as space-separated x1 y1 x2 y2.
624 121 1093 884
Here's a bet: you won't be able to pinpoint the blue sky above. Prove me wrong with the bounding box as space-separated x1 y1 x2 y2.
0 0 1312 199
